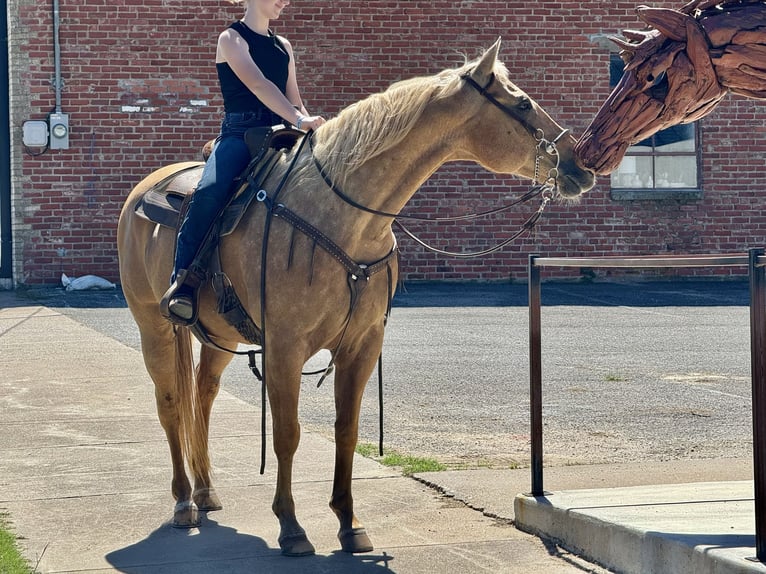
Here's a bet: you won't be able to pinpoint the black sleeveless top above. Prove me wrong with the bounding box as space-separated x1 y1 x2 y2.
216 21 290 114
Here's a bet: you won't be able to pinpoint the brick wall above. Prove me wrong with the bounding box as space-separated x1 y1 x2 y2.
9 0 766 284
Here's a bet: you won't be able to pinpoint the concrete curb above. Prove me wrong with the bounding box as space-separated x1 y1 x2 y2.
514 482 766 574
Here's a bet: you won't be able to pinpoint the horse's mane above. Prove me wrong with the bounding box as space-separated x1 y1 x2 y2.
313 56 509 187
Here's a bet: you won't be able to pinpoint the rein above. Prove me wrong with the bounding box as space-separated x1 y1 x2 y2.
307 72 569 258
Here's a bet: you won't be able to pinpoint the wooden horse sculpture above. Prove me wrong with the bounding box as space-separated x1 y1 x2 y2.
117 39 595 557
576 0 766 174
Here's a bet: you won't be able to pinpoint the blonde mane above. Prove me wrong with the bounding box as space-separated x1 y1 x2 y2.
313 57 510 187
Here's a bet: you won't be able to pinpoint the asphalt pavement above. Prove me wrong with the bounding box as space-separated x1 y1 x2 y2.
20 279 754 468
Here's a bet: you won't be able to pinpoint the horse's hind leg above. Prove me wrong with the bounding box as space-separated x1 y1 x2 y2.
330 326 384 553
133 314 199 527
191 344 234 511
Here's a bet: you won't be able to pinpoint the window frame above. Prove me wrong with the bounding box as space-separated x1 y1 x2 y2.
607 53 703 201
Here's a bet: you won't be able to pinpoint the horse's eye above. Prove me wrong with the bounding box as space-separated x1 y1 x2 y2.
518 98 532 111
646 71 666 87
648 71 669 100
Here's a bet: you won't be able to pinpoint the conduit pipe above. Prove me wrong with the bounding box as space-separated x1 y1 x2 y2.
53 0 62 112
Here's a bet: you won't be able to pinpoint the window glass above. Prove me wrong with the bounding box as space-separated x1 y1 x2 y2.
611 156 653 188
609 54 700 193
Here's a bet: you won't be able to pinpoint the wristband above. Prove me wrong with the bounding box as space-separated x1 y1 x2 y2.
296 115 306 130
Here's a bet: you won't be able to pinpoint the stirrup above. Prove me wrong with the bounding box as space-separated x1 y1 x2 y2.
160 269 201 326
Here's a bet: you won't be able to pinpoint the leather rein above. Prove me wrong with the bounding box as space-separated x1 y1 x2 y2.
308 72 570 258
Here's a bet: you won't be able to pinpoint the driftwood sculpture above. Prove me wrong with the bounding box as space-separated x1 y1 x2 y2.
576 0 766 174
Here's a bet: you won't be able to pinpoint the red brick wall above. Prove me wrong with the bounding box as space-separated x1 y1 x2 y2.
11 0 766 284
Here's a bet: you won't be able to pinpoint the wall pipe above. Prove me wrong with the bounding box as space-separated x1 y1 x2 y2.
53 0 62 112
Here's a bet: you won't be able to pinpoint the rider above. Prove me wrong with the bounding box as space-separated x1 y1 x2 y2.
161 0 326 324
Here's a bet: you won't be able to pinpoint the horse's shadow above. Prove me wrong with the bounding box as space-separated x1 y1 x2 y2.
105 514 395 573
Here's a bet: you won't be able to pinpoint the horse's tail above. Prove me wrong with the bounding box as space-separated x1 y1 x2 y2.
174 326 211 481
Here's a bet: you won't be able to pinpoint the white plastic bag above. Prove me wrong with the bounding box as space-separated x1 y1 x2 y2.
61 273 116 291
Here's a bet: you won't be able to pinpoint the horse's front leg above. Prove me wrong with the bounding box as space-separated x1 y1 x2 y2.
265 347 315 557
330 325 384 553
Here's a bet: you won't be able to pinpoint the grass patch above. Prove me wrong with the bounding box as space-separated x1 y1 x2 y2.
0 513 32 574
354 442 379 459
355 443 447 476
604 373 627 382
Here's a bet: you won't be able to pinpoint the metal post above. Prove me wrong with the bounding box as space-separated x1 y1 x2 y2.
528 255 544 496
749 248 766 562
0 0 12 279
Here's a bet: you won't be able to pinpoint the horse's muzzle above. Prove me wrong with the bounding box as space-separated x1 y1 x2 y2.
557 164 596 198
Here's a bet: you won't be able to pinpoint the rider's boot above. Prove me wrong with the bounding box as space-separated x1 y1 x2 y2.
160 211 213 326
160 266 205 326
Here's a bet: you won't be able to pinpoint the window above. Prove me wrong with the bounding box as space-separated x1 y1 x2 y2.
608 54 702 200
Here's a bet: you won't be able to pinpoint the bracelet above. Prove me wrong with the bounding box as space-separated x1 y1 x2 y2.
296 115 306 130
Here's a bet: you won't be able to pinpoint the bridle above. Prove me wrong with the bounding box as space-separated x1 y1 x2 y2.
307 72 571 258
461 72 570 190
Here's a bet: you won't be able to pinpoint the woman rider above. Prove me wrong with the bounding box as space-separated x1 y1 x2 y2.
161 0 325 324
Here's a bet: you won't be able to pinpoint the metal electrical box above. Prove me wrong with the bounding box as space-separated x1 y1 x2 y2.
22 121 49 147
48 113 69 149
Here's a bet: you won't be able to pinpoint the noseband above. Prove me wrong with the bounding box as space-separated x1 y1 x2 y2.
461 72 569 190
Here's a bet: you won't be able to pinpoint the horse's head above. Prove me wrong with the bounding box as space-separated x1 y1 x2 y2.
575 5 727 174
459 39 595 198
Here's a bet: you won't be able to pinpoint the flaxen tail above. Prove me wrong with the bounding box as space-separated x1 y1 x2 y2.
174 326 211 481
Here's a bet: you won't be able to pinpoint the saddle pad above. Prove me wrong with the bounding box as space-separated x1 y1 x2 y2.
134 164 204 229
134 150 285 235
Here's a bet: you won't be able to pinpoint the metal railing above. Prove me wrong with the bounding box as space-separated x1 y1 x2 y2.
527 248 766 562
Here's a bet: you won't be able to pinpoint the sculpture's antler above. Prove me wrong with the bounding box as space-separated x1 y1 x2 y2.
682 0 764 15
680 0 722 14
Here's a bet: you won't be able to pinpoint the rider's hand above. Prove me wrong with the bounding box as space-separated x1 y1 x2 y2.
297 115 326 131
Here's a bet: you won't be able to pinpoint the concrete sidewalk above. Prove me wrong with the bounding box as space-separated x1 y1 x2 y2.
0 294 763 573
0 299 604 573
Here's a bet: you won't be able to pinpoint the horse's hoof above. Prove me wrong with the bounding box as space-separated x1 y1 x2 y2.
279 532 316 557
338 527 374 553
193 488 223 511
171 500 200 528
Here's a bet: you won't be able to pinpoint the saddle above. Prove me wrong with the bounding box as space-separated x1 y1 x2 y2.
135 124 304 233
137 124 304 344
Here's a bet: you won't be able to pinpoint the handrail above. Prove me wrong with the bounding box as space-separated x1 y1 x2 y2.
527 248 766 562
532 253 766 268
533 253 751 268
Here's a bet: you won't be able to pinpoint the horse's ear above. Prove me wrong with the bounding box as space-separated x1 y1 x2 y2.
472 37 501 83
636 6 691 41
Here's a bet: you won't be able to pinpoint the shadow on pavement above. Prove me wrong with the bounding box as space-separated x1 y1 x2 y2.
393 279 749 308
105 516 396 573
0 279 750 310
0 286 128 309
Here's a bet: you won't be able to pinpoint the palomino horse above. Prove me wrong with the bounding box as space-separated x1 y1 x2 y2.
117 39 595 557
576 0 766 174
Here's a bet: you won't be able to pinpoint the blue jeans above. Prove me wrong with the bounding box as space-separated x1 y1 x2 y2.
172 111 277 282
